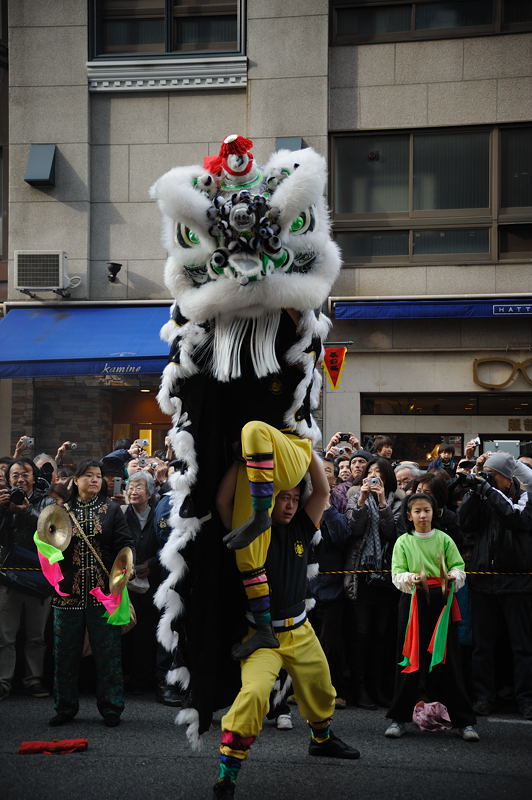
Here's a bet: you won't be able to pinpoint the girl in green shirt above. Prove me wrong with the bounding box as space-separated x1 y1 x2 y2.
385 493 478 741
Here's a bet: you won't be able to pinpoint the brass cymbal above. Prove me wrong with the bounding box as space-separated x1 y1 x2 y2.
109 546 134 595
36 504 72 552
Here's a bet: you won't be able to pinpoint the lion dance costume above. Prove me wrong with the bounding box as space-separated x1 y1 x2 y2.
150 135 341 746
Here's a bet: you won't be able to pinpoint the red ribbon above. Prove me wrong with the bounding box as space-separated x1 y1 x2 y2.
18 739 88 755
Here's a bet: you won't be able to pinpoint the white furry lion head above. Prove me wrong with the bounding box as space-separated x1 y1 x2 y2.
150 136 341 321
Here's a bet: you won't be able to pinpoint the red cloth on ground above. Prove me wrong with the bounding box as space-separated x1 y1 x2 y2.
18 739 88 755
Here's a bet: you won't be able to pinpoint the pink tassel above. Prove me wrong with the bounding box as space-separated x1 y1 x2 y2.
37 552 69 597
89 586 121 615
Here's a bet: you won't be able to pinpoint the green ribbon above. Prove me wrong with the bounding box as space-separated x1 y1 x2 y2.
33 531 64 565
105 586 131 626
429 581 455 672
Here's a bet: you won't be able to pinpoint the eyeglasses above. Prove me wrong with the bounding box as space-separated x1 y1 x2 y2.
473 357 532 390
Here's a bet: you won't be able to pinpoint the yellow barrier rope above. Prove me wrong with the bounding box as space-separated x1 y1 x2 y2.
319 569 532 576
1 567 41 571
2 567 532 576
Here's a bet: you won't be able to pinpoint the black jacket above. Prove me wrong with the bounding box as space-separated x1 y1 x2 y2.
458 479 532 593
310 506 353 603
54 497 135 604
123 503 161 590
0 489 54 596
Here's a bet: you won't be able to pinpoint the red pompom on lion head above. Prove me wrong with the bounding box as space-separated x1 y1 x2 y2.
204 134 255 178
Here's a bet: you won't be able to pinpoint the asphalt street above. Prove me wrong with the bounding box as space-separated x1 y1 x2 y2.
2 693 532 800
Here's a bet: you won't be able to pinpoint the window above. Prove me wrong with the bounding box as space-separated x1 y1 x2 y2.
331 0 532 44
332 125 532 265
362 393 532 415
92 0 242 58
359 431 465 466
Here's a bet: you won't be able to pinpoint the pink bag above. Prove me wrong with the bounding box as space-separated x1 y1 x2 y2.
412 700 452 731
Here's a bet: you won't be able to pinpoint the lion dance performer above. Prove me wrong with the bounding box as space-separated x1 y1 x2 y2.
150 136 342 757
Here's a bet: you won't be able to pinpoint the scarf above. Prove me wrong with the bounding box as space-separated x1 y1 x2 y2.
345 492 393 599
359 493 383 572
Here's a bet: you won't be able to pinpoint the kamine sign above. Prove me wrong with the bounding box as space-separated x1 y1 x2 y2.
100 362 142 374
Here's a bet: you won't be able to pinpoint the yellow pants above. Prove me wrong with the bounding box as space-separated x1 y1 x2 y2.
221 620 336 737
233 421 312 574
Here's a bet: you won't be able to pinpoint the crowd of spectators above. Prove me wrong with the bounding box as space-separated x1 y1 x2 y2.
307 433 532 722
1 430 532 730
0 435 181 709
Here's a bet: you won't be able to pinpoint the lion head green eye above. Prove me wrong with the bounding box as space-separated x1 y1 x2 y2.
176 224 201 249
290 206 316 235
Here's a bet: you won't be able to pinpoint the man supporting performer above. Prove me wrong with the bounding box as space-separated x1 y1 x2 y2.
215 432 360 799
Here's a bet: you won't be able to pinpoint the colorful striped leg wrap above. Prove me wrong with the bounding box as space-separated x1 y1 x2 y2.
309 719 332 744
242 566 271 626
246 452 274 512
217 731 256 783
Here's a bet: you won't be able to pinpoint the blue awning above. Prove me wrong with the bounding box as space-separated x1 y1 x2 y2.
0 305 172 378
334 297 532 321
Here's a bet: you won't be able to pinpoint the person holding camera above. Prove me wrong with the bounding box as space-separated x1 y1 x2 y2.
101 457 128 505
0 459 54 700
324 431 361 461
457 452 532 719
344 458 403 709
331 450 372 514
11 435 34 460
54 441 77 468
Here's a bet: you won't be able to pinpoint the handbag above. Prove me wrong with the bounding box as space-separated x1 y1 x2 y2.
0 543 52 597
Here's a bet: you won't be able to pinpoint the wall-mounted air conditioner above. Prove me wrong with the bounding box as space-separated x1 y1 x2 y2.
14 251 69 291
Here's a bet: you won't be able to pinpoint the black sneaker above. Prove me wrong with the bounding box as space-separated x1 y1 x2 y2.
309 732 360 759
213 778 235 798
26 681 50 698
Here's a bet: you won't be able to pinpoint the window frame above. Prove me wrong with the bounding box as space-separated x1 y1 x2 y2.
330 0 532 46
361 392 532 416
331 123 532 267
89 0 246 61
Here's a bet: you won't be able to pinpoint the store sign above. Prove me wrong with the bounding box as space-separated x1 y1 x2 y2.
493 304 532 315
473 357 532 390
323 347 347 390
100 362 143 375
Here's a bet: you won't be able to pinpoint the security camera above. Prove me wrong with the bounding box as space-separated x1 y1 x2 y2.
108 262 122 282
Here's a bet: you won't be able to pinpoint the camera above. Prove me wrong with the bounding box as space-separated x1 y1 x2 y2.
67 442 78 450
139 438 149 447
24 436 34 447
112 477 125 496
8 488 26 505
455 470 495 490
138 454 148 468
478 469 496 486
367 477 380 486
339 433 351 442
